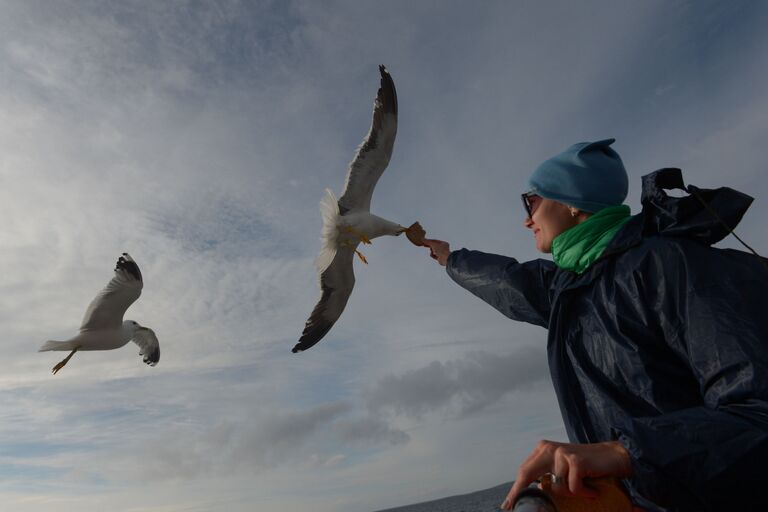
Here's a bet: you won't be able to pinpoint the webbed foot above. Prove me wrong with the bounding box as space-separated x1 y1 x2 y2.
51 348 79 375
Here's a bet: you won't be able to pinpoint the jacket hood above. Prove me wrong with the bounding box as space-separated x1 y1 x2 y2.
640 167 753 244
604 168 754 259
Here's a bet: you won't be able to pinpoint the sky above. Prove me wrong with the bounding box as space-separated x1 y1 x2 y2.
0 1 767 511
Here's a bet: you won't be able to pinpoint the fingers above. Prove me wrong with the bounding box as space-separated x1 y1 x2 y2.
422 239 438 259
421 238 450 266
501 481 522 510
501 440 558 509
567 464 598 498
502 476 544 509
552 451 574 497
501 440 616 509
500 488 513 510
547 446 599 498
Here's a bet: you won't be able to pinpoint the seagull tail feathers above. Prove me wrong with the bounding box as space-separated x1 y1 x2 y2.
315 188 340 273
38 340 76 352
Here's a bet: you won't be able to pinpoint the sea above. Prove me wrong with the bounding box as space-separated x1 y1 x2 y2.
373 481 511 512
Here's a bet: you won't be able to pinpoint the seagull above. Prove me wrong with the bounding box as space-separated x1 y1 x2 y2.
39 253 160 374
293 65 425 354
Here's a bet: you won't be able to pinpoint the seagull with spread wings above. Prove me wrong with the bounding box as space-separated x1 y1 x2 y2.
39 253 160 374
293 65 425 354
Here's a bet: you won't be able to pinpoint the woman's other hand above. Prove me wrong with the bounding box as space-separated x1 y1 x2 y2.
500 440 633 510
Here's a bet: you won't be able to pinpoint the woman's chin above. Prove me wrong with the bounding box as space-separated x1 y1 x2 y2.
536 240 553 253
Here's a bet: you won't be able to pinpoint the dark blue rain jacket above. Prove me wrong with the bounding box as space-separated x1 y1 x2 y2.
446 169 768 511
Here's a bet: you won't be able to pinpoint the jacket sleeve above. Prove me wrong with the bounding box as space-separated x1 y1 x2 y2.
614 244 768 510
445 249 556 328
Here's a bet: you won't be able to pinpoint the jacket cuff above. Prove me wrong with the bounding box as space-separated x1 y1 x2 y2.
614 429 672 511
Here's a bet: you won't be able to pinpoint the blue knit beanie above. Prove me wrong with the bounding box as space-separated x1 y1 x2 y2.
527 138 628 213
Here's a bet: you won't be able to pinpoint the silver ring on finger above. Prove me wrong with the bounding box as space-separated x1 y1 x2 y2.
548 473 563 485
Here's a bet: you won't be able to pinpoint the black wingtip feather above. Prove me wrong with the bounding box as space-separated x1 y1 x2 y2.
377 64 397 117
143 346 160 365
115 255 142 282
292 321 334 353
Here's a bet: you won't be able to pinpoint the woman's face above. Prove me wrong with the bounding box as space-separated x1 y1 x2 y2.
523 195 582 253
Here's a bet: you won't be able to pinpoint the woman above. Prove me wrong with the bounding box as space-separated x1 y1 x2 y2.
423 139 768 511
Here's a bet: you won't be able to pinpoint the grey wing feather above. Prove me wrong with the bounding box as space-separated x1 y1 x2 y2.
80 253 143 332
132 327 160 366
293 248 356 353
337 65 398 214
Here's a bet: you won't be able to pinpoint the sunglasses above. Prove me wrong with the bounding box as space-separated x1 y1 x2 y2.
521 192 539 218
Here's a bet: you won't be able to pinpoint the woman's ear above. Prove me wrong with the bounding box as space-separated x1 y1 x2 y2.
568 206 591 223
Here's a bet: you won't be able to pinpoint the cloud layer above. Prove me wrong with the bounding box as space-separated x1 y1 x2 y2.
1 1 767 511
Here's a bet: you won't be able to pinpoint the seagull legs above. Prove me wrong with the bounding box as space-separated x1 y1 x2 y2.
342 227 371 245
342 227 371 264
342 242 368 265
52 347 79 375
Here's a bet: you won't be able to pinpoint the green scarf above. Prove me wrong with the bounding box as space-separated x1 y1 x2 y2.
551 204 631 274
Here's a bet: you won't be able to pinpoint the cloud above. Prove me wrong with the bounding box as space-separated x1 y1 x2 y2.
366 347 549 419
333 416 410 446
81 401 357 481
258 401 352 448
66 389 410 483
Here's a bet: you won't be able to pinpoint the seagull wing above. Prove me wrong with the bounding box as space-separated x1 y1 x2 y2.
131 327 160 366
337 65 398 214
79 253 143 332
293 247 356 353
